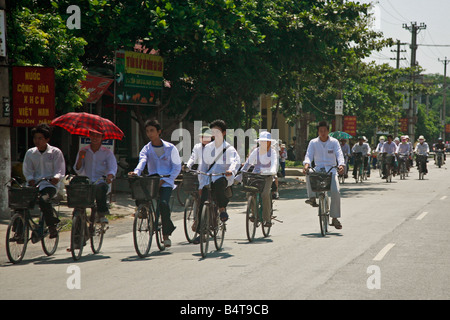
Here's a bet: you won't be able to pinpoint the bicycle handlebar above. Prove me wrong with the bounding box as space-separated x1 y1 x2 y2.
185 169 228 177
306 166 338 175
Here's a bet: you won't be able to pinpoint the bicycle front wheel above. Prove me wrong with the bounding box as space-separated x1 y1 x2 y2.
41 209 59 256
90 222 105 254
245 195 257 242
318 194 328 237
213 209 225 250
133 204 153 258
183 195 198 243
6 212 29 264
262 200 272 238
199 203 210 258
154 211 165 251
70 211 85 261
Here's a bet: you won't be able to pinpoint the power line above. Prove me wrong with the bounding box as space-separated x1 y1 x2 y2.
385 0 410 23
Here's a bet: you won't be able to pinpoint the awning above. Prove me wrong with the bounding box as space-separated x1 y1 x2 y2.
80 74 114 104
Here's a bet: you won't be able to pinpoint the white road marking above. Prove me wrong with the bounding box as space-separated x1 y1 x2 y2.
416 212 428 220
373 243 396 261
440 196 447 200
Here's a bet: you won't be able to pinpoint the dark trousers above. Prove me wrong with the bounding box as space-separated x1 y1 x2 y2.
136 187 175 236
197 177 230 230
156 187 176 236
39 187 59 227
94 183 109 216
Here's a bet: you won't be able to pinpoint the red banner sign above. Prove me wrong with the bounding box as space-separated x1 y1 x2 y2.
343 115 357 137
445 124 450 133
12 66 55 127
400 118 408 133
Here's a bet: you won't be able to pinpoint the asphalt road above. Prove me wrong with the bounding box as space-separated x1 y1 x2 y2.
1 163 450 301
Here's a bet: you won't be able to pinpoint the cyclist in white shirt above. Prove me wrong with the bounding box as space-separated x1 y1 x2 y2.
184 126 212 170
74 131 117 224
303 121 345 229
22 123 66 238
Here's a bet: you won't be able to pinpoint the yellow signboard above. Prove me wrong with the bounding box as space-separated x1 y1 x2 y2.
124 51 163 78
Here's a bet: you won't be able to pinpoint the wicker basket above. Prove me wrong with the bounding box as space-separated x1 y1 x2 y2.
129 176 160 201
181 172 199 192
66 183 96 208
309 172 332 192
8 187 39 209
242 172 267 193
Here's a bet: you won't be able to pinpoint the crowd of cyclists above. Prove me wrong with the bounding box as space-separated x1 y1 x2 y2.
6 119 446 262
339 133 446 180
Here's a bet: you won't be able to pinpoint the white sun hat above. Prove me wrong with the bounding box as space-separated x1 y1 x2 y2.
255 131 276 142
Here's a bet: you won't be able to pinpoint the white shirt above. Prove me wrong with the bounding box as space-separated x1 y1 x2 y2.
242 147 278 175
198 140 241 189
352 143 371 155
415 142 430 155
23 144 66 191
74 145 118 184
186 143 206 169
396 143 411 155
381 141 397 154
375 142 384 153
133 139 182 189
303 136 345 172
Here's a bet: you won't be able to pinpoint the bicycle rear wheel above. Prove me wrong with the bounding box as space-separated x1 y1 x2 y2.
183 195 198 243
41 209 59 256
70 211 85 261
199 203 210 258
133 204 153 258
6 212 29 264
245 195 257 242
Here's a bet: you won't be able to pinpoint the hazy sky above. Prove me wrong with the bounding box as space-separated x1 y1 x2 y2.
358 0 450 75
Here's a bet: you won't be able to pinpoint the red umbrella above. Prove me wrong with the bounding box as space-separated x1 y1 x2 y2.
50 112 124 140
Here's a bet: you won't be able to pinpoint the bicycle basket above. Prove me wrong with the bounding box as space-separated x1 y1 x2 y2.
128 176 160 201
309 172 332 192
8 186 38 209
242 172 267 193
66 183 96 208
181 172 199 192
416 154 428 163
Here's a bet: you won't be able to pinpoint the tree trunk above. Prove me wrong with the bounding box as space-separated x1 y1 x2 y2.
271 97 281 130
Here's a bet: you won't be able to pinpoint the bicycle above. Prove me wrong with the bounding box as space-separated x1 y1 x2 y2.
242 172 275 242
128 174 172 258
353 152 365 183
398 153 409 180
416 154 428 180
181 171 200 243
338 156 348 184
382 153 395 183
307 166 336 237
5 177 61 264
189 170 228 258
66 176 109 261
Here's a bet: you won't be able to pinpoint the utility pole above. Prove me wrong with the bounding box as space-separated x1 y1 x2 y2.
438 57 449 141
391 40 406 69
0 0 11 220
403 22 426 141
391 40 406 137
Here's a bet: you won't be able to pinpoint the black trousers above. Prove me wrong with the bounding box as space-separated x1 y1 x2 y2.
39 187 59 227
197 177 230 230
